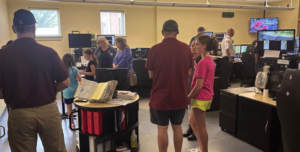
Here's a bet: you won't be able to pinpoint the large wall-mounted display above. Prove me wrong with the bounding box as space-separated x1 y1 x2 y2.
250 18 278 33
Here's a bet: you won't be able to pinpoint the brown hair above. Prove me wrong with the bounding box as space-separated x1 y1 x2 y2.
83 48 98 66
62 53 76 75
97 36 110 48
115 37 128 51
197 35 219 55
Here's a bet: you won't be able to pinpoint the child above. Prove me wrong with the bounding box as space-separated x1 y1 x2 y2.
62 53 82 129
79 48 98 81
188 35 218 152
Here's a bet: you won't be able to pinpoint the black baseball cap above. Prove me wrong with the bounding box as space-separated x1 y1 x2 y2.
162 20 179 32
197 27 206 32
13 9 36 26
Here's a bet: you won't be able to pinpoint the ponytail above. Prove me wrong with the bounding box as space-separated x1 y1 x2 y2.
197 35 219 55
83 48 98 67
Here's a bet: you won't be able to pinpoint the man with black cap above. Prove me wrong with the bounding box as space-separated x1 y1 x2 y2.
189 26 205 46
0 9 69 152
146 20 193 152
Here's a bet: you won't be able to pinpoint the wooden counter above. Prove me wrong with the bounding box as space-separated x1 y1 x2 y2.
74 95 139 109
239 92 276 107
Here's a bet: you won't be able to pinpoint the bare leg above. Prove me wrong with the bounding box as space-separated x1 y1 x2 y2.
158 125 169 152
171 124 183 152
188 109 202 149
66 104 74 125
193 108 208 152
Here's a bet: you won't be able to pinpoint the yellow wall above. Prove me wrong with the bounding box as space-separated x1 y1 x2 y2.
6 0 299 57
0 0 10 46
266 0 299 36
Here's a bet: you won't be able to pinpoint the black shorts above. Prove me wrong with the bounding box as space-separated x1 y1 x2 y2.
150 107 185 126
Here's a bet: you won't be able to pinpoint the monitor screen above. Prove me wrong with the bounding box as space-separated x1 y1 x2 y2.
241 46 248 53
95 68 129 90
68 34 91 48
97 35 115 45
204 32 213 37
295 37 299 48
257 30 295 51
234 45 241 54
132 48 149 58
215 33 226 42
250 18 278 33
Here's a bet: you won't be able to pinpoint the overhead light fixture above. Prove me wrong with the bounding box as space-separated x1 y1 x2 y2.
210 4 241 9
133 1 173 6
174 3 209 8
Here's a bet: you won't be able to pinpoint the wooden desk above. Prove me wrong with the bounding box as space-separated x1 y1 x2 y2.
239 92 276 107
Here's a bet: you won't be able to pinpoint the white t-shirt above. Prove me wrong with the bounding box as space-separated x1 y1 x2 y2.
222 35 235 57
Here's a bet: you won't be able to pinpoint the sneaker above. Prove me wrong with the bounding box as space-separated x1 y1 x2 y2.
187 132 197 141
195 147 201 152
183 125 193 137
188 148 196 152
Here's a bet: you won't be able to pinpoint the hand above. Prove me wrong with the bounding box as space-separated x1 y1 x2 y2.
193 60 197 69
229 57 233 63
79 70 85 74
187 95 192 102
113 64 119 68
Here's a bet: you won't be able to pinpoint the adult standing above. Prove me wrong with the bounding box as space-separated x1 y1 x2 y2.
222 28 235 87
113 37 133 74
146 20 193 152
94 36 116 68
0 9 69 152
189 26 205 46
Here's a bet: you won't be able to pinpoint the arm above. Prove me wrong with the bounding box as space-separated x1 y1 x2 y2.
226 49 233 62
81 64 96 76
76 74 82 82
188 68 192 77
255 54 259 64
188 78 204 100
148 70 154 79
57 78 70 92
116 47 131 67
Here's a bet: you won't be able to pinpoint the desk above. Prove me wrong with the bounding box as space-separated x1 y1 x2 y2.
237 92 282 152
73 96 140 152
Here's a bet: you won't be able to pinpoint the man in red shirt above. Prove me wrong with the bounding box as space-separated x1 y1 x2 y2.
146 20 193 152
0 9 69 152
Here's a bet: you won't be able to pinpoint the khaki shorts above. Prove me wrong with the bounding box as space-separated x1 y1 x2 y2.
8 102 66 152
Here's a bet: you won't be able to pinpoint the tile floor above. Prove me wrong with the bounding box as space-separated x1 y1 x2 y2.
0 81 262 152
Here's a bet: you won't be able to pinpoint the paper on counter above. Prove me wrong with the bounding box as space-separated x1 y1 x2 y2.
107 99 132 106
263 50 280 58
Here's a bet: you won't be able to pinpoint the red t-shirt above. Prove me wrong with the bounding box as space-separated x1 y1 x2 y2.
145 38 193 110
190 56 215 101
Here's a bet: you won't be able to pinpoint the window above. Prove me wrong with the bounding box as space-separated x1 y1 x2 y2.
29 8 61 37
100 11 125 36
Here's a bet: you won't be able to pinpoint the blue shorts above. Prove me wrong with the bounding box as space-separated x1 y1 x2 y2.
64 98 74 104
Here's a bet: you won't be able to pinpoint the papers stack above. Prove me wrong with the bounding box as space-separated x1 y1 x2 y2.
117 91 137 100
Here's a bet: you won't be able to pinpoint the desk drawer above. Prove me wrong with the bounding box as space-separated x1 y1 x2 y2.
219 111 237 135
220 93 238 115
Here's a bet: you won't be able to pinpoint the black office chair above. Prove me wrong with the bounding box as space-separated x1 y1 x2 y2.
240 45 256 87
276 69 300 152
133 59 152 95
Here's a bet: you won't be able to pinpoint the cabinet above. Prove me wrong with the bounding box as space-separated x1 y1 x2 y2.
237 95 282 152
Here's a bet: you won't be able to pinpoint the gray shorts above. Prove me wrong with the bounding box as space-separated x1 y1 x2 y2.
150 107 185 126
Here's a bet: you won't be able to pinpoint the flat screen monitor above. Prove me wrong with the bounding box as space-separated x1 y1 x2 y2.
204 32 213 37
295 37 299 48
132 48 149 58
250 18 278 33
97 35 115 45
241 45 248 53
257 29 295 52
234 45 241 54
95 68 129 90
68 34 92 48
215 33 226 42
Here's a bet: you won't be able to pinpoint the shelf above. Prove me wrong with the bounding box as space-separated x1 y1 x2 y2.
79 122 139 137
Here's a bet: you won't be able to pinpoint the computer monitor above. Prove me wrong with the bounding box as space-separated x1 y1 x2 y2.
257 29 295 52
250 18 278 33
295 37 299 48
215 33 226 42
241 45 248 53
234 45 241 54
68 34 92 48
204 32 213 37
97 35 115 45
95 68 129 90
132 48 149 59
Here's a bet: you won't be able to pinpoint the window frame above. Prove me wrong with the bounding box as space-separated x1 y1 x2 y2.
28 7 62 40
100 10 126 36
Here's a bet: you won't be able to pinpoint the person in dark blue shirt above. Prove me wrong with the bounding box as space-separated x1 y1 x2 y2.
189 26 205 46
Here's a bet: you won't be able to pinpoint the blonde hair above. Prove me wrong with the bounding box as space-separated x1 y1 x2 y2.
97 36 110 48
